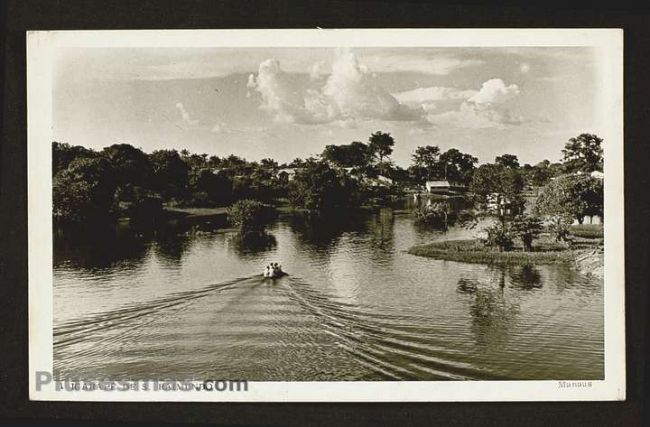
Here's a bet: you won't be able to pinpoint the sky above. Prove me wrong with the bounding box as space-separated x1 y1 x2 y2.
53 46 602 167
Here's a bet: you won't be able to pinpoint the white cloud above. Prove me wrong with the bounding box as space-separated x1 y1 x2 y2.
519 63 531 73
248 59 320 124
427 103 523 129
175 102 199 126
247 54 523 131
426 78 523 129
468 78 520 106
248 49 423 125
393 86 478 104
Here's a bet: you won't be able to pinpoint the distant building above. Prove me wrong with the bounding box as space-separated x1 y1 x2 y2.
277 168 297 183
550 170 604 182
590 170 604 180
376 175 393 185
425 180 466 195
486 192 520 216
367 174 394 187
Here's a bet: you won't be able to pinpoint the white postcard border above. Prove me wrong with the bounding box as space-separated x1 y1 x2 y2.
27 28 625 402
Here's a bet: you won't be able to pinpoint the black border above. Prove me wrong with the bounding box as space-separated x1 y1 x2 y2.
1 1 649 426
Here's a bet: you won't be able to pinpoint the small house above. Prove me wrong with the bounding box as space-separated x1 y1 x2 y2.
425 180 466 195
277 168 297 183
376 175 393 185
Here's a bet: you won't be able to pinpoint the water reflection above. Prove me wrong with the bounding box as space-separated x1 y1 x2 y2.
367 208 395 248
508 264 543 290
287 212 368 252
54 224 148 270
154 234 190 267
457 276 520 351
228 231 278 259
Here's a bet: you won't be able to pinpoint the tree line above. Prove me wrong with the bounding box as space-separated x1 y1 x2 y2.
53 132 604 231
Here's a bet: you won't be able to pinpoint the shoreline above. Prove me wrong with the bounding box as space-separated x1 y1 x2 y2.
407 233 604 278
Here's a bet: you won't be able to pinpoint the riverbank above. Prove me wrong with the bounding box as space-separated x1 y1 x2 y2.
407 239 573 265
408 225 604 276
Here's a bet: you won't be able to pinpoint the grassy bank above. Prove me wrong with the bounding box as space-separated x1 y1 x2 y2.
407 238 574 265
569 224 604 239
164 206 229 218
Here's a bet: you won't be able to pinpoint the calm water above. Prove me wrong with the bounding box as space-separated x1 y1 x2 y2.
53 209 603 380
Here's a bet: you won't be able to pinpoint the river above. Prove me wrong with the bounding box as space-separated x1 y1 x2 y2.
53 208 603 381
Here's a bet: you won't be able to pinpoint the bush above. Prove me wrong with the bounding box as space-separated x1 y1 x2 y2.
548 214 574 244
227 199 277 233
483 222 514 252
413 202 449 229
511 215 543 251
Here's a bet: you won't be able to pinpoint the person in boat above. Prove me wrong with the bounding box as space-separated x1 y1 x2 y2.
263 262 284 278
274 262 283 275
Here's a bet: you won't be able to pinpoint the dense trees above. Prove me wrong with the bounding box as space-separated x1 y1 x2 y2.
409 146 477 185
101 143 153 201
439 149 478 185
149 149 190 200
53 142 99 175
52 131 605 230
561 133 604 173
495 154 520 169
288 159 361 212
471 163 524 216
322 141 371 168
536 174 603 224
53 157 118 223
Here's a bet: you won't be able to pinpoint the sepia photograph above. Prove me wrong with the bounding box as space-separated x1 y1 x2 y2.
27 29 624 401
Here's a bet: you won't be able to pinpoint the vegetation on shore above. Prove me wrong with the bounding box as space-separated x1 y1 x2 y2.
408 227 603 265
53 129 604 264
408 238 574 265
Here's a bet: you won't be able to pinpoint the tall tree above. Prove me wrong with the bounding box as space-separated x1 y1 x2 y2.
495 154 520 169
561 133 604 173
536 174 603 224
149 149 190 199
412 145 442 180
368 131 395 164
322 141 371 168
471 163 524 217
439 148 478 185
101 143 153 191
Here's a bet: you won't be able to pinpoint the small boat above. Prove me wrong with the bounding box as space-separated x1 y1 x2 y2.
263 263 286 278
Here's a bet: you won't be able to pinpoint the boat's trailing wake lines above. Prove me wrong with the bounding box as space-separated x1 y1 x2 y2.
53 276 259 349
282 277 498 381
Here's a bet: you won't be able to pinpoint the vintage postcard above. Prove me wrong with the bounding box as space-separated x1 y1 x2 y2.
28 29 624 401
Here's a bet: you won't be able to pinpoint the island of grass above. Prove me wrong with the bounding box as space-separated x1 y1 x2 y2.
407 225 603 267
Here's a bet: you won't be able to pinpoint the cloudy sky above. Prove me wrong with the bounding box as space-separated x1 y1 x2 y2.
53 46 601 166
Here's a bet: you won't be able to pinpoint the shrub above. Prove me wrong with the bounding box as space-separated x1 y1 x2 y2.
483 222 514 252
511 215 543 251
548 214 574 244
227 199 277 233
413 202 449 229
